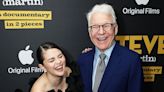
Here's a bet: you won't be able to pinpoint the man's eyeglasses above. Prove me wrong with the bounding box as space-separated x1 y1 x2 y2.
89 23 116 32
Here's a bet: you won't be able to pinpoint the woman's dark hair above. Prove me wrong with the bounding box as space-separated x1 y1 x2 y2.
36 42 70 67
35 42 84 92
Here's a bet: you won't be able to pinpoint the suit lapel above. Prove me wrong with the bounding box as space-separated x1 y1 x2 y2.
99 44 121 91
84 49 95 91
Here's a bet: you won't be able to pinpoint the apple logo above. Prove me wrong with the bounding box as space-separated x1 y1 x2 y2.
135 0 149 5
18 45 34 65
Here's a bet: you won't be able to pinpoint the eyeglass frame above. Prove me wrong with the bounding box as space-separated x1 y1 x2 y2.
88 23 116 32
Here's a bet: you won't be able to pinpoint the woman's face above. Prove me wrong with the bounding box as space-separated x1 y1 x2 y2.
42 48 66 77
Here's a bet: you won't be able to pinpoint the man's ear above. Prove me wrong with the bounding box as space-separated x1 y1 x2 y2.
38 64 47 72
114 24 118 35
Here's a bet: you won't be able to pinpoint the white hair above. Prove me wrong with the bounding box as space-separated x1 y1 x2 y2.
86 3 117 25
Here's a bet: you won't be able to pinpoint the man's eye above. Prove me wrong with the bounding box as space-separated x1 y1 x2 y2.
92 26 99 28
104 24 111 27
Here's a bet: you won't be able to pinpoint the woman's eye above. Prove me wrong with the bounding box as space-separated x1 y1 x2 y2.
58 55 63 58
48 58 55 62
58 53 64 58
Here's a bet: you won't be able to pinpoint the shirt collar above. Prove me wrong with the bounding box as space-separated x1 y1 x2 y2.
95 41 116 60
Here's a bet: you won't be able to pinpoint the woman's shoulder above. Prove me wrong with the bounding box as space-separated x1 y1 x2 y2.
30 74 47 92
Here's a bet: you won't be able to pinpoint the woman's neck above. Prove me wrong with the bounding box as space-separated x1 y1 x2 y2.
45 73 67 92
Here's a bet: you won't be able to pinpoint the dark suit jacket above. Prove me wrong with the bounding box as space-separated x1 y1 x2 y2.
77 43 143 92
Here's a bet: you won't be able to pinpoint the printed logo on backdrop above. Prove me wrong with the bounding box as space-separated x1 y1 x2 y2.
122 0 161 15
135 0 149 5
2 0 43 6
116 35 163 82
121 0 162 82
18 45 34 65
0 0 52 30
8 45 43 75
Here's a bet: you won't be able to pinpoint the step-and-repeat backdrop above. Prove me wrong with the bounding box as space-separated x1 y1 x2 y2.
0 0 163 92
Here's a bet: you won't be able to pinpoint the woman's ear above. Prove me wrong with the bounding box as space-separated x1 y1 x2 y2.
38 64 47 72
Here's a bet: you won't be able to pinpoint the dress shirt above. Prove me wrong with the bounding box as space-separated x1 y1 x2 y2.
92 41 116 89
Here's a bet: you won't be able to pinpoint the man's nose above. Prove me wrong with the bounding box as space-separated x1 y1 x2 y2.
98 26 105 34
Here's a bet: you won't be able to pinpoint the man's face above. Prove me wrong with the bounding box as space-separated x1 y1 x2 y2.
88 13 117 52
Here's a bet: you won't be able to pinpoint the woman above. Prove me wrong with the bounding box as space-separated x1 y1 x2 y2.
30 42 83 92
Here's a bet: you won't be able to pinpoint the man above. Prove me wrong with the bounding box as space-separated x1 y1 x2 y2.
77 3 143 92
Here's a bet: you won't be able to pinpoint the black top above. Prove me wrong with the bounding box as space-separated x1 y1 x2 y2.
48 61 84 92
29 61 84 92
48 75 83 92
